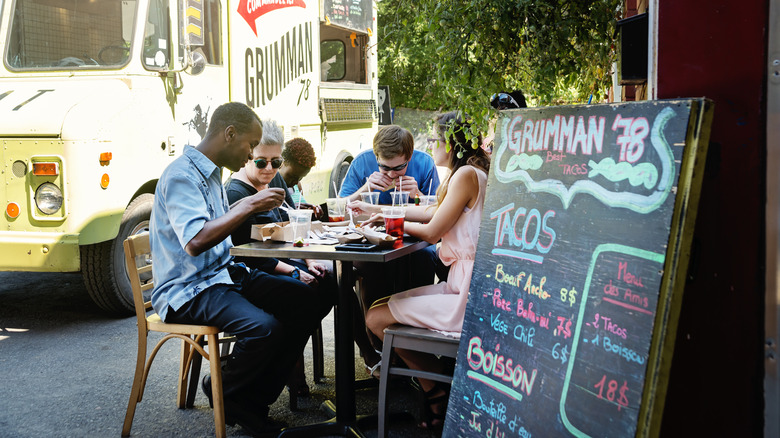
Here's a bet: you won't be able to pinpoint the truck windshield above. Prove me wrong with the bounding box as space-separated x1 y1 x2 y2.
6 0 137 70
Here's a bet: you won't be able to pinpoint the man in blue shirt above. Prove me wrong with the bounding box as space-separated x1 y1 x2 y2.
150 102 330 436
337 125 443 372
339 125 440 203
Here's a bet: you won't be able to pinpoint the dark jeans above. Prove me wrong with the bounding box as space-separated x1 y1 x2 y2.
167 264 332 414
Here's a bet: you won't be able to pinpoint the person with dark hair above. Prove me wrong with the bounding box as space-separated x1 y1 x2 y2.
490 90 527 110
149 103 329 436
280 137 316 194
353 111 490 429
485 89 529 154
278 137 323 219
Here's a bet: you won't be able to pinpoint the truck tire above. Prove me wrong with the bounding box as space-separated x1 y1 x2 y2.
82 193 153 316
329 152 353 197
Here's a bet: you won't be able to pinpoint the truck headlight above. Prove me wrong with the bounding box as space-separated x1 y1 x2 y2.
35 183 63 215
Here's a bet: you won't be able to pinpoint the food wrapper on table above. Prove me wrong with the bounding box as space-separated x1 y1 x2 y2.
356 227 397 248
250 221 325 242
336 233 364 244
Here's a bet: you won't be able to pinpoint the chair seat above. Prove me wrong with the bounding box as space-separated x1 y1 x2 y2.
383 325 459 358
146 313 221 336
384 325 460 343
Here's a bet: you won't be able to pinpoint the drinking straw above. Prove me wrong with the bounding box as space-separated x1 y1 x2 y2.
332 181 339 214
427 179 433 197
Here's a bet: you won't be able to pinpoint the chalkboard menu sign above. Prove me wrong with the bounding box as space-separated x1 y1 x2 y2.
322 0 373 33
444 99 713 438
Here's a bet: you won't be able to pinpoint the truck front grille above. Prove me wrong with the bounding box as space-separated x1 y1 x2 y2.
320 98 377 124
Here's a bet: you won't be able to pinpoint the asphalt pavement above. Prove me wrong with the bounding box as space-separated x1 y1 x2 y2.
0 271 441 438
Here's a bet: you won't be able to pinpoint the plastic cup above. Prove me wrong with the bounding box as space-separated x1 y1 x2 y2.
326 197 347 222
382 206 405 249
390 191 410 206
288 209 312 246
418 195 437 206
360 192 380 205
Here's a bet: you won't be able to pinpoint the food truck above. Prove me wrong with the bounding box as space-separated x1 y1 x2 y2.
0 0 378 314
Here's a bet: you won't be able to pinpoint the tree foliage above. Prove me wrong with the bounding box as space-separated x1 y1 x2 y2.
378 0 622 138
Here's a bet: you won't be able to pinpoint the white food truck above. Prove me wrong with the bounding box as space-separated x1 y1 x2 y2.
0 0 378 314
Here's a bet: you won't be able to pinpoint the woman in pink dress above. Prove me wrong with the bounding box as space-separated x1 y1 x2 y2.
362 111 489 429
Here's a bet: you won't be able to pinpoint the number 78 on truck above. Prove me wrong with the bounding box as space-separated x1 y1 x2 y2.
0 0 379 314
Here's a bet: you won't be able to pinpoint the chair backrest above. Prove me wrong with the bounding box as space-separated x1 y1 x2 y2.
123 233 154 328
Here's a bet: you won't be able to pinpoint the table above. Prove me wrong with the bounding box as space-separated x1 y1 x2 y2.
230 238 431 437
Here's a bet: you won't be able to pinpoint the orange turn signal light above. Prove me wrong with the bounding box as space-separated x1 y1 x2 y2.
32 162 59 176
100 173 110 189
6 202 20 219
99 152 112 162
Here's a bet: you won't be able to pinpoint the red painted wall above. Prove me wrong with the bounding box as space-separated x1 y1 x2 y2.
656 1 767 435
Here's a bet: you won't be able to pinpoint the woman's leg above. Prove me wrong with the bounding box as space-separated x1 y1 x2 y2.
365 302 446 392
365 302 449 428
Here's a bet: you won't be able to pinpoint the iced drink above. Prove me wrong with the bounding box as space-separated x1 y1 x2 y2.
326 197 347 222
382 206 405 249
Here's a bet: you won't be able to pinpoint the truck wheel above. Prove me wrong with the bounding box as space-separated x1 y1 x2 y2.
329 152 353 197
82 193 153 316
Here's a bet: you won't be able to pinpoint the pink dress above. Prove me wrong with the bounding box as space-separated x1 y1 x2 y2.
387 165 488 335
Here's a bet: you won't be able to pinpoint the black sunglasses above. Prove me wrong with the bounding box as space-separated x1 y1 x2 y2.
254 157 284 169
378 160 409 172
490 93 520 110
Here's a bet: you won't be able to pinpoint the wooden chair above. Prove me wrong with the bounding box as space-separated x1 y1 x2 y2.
121 233 226 438
376 324 460 438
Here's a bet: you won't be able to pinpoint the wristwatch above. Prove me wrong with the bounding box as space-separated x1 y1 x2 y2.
290 267 300 280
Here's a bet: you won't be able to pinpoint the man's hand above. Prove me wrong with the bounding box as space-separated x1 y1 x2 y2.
366 171 396 192
395 175 420 197
298 269 318 286
305 260 328 278
248 187 285 212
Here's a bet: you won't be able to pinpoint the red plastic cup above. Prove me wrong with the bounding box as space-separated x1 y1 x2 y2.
382 206 405 249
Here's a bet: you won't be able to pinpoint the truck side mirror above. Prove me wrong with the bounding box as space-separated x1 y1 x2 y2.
186 49 206 76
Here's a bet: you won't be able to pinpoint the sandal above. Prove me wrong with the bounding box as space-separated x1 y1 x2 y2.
418 382 450 429
364 349 382 379
365 361 381 379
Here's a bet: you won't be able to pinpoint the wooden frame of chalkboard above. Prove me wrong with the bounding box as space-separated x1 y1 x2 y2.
321 0 374 34
444 99 714 438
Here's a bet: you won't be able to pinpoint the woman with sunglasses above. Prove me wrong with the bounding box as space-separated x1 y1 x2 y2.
225 118 336 399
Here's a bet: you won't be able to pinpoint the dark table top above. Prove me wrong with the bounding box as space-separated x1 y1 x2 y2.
230 238 431 263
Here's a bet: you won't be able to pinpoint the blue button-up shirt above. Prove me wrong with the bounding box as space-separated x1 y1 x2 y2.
150 146 236 321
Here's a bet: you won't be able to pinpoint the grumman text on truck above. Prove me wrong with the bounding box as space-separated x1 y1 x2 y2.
0 0 378 314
